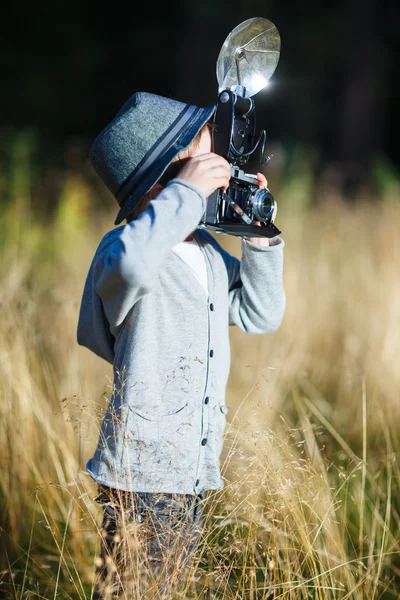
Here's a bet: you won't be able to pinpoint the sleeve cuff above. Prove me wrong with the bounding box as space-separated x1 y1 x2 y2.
167 178 206 204
242 236 285 251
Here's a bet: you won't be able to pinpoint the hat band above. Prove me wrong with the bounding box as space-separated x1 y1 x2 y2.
116 104 200 209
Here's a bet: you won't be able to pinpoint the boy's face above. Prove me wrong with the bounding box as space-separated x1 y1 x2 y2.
188 126 212 158
181 126 213 242
126 126 213 227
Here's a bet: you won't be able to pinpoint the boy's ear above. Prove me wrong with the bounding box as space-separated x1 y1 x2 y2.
148 183 164 200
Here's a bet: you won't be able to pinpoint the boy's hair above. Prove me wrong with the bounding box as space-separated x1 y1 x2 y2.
126 121 214 223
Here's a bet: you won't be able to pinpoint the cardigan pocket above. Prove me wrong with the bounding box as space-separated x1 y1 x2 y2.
130 401 191 421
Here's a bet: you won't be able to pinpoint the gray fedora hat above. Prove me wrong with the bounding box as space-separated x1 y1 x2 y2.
89 91 216 226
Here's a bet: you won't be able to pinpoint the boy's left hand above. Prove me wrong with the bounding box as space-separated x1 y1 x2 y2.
247 173 278 246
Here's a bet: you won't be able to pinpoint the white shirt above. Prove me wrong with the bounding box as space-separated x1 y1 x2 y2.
171 237 209 296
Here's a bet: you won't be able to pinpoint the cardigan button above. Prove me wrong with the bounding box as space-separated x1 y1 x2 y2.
210 303 214 311
209 349 214 358
201 438 207 446
204 396 209 404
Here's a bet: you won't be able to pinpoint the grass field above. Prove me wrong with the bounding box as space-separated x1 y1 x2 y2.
0 147 399 598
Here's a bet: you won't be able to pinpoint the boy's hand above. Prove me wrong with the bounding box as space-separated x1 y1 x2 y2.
247 172 278 246
176 153 231 199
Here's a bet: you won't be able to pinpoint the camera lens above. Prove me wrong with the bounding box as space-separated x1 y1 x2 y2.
251 188 275 222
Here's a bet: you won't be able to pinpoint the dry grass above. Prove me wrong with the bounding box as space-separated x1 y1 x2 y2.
0 161 399 598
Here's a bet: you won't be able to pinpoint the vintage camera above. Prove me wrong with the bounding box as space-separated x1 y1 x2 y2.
199 17 282 239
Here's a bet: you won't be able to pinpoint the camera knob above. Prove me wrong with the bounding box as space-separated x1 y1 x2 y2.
219 92 230 103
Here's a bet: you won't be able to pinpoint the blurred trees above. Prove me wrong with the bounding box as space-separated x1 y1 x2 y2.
0 0 398 212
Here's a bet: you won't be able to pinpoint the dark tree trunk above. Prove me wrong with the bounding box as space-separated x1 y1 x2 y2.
332 0 385 200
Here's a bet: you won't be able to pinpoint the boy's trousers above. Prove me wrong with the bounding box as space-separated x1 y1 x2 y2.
91 484 205 599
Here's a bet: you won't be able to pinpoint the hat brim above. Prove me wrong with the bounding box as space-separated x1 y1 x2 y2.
114 104 216 225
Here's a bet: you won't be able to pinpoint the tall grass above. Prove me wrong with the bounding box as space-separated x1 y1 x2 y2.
0 142 399 598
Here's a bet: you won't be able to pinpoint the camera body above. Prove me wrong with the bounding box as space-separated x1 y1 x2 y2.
199 88 281 238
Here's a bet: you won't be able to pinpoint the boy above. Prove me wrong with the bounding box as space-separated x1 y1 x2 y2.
77 91 286 598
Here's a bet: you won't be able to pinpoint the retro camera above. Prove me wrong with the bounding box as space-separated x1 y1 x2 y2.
199 17 281 239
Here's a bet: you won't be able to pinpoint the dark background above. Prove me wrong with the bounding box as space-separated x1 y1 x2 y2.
1 0 399 208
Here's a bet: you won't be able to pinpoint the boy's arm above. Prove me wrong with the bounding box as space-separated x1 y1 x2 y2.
219 237 286 334
94 179 206 328
94 151 231 329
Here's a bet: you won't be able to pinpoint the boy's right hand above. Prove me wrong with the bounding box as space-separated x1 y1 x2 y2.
175 152 231 198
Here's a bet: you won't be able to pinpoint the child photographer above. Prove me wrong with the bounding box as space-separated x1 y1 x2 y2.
77 91 286 598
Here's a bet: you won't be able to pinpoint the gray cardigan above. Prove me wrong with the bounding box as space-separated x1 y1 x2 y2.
77 178 286 495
